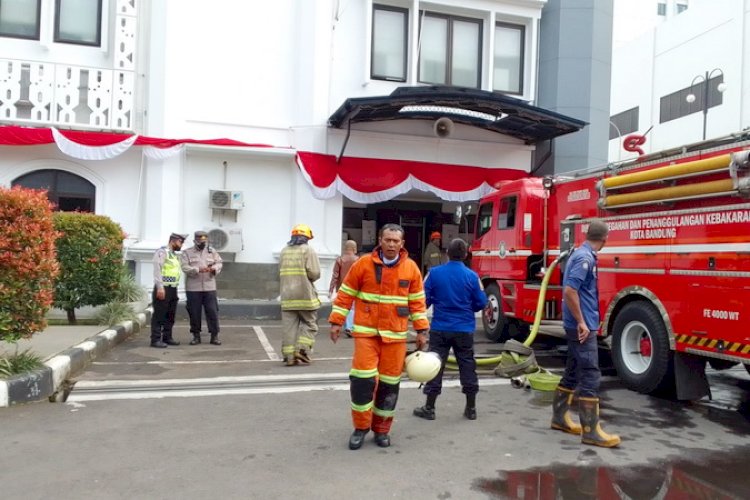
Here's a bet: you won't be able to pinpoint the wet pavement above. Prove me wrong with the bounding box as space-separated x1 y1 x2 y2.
2 317 750 499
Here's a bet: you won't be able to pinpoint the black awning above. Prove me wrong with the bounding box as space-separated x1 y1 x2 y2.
328 86 586 144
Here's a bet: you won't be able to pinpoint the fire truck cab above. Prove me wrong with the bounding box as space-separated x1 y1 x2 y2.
470 135 750 399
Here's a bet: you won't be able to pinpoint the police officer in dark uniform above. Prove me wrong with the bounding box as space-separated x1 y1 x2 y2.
151 232 187 348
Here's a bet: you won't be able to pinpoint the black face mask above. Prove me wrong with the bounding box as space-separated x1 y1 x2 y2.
195 242 206 250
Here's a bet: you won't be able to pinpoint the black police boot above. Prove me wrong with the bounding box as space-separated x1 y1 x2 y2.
348 429 369 450
413 393 438 420
373 433 391 448
150 340 168 348
189 335 201 345
163 337 180 346
210 335 221 345
464 393 477 420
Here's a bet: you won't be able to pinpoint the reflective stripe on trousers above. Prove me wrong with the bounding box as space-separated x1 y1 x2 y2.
349 336 406 433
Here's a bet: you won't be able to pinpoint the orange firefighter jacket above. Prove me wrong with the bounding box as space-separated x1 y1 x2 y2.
329 246 429 342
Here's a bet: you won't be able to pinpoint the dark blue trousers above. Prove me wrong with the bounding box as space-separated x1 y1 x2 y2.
151 286 178 343
423 331 478 396
560 328 601 397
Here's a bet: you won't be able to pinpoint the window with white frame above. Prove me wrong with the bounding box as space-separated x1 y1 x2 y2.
54 0 102 46
371 4 408 82
493 22 524 94
0 0 41 40
418 12 482 88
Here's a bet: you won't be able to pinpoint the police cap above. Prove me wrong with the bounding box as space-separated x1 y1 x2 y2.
169 232 188 242
194 231 209 242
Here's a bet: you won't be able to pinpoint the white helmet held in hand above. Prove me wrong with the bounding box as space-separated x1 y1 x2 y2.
405 351 442 383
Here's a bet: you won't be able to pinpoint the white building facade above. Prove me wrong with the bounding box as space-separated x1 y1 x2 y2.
608 0 750 162
0 0 586 298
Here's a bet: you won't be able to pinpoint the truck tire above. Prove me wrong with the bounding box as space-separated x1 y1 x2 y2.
745 363 750 376
611 301 673 395
482 283 509 342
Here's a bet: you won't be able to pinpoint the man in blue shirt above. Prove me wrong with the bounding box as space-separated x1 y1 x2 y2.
413 238 487 421
553 219 620 447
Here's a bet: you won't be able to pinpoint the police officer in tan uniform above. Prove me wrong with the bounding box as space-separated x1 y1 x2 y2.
180 231 223 345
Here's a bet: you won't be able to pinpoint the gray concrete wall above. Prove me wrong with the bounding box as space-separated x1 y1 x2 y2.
536 0 614 175
215 263 280 300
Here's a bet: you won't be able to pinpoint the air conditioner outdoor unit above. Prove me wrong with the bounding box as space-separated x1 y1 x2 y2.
209 190 244 210
206 227 243 253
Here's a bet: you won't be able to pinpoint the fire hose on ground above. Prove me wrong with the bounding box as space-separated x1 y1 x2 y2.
444 251 570 391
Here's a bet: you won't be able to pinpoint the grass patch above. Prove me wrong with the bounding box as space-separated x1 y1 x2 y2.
0 349 44 379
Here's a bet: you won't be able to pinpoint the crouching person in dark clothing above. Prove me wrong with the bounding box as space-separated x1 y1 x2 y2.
414 238 487 421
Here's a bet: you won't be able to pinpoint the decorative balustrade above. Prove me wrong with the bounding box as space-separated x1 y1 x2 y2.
0 0 137 132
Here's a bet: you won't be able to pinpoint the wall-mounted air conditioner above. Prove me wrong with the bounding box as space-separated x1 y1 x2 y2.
206 227 243 253
209 190 244 210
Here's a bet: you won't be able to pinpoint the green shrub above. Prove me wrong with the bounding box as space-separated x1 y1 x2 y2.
94 302 136 326
113 265 146 303
0 348 44 379
0 186 60 343
53 212 125 324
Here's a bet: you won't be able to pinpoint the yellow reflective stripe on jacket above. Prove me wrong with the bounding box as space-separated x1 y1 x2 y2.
280 268 307 276
281 299 320 308
332 305 350 316
378 373 401 385
410 312 428 322
378 330 408 340
408 291 425 300
352 401 374 412
355 291 408 305
339 283 358 297
378 295 408 305
373 407 396 417
353 325 379 335
350 367 378 379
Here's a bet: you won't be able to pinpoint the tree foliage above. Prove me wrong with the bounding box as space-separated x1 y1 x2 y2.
53 212 125 324
0 186 60 343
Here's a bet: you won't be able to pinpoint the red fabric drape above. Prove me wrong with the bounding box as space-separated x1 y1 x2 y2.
0 124 277 149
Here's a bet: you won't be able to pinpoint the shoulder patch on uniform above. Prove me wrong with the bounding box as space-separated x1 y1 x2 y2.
582 262 589 271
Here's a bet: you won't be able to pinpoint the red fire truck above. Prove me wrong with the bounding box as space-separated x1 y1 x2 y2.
469 134 750 399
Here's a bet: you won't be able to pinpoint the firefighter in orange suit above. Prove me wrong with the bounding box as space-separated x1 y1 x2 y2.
329 223 430 450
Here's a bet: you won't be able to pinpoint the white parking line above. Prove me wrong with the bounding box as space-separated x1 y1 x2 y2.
93 356 352 366
253 326 281 360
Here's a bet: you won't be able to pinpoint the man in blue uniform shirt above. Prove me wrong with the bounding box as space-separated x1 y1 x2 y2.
552 219 620 447
413 238 487 421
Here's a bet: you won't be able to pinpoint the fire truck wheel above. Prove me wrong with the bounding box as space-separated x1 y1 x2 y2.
611 301 673 395
482 283 509 342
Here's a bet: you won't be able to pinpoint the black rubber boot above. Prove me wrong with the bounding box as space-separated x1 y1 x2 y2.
413 393 437 420
579 397 621 448
348 429 369 450
551 386 582 435
150 341 167 348
163 337 180 346
210 335 221 345
189 335 201 345
373 433 391 448
464 393 477 420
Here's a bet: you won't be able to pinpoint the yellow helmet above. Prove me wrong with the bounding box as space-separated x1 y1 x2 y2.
404 351 441 383
291 224 314 239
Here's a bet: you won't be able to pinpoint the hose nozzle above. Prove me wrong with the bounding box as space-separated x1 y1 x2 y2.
511 376 529 389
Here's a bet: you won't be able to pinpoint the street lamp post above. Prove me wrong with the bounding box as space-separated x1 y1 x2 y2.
686 68 727 141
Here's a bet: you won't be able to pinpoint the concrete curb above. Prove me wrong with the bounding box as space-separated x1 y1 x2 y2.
0 309 151 408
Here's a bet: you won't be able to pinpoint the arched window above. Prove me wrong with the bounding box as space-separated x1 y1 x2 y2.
12 169 95 212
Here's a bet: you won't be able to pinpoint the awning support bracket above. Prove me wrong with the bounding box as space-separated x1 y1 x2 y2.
336 118 352 163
